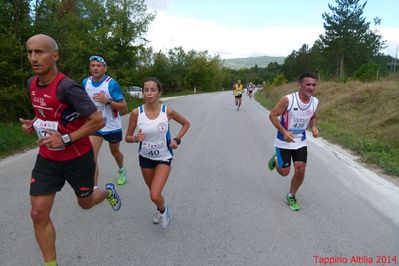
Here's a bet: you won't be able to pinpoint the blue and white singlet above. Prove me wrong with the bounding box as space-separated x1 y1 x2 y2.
83 75 124 133
274 92 319 150
137 104 173 161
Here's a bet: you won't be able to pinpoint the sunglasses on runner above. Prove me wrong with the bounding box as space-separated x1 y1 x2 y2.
89 55 107 65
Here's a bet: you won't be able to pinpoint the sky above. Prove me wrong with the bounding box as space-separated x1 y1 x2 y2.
144 0 399 59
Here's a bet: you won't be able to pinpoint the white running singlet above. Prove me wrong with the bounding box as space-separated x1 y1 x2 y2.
274 92 319 150
85 76 122 133
137 104 173 161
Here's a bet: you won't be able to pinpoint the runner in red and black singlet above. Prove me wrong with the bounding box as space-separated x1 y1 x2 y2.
20 34 122 266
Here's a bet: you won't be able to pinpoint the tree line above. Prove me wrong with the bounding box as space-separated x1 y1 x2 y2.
0 0 393 122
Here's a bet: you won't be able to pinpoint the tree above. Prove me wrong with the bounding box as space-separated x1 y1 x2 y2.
318 0 385 79
0 0 32 87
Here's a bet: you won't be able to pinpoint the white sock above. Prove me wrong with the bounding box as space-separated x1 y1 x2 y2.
93 186 98 190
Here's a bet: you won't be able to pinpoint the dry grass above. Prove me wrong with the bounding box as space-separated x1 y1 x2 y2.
257 75 399 176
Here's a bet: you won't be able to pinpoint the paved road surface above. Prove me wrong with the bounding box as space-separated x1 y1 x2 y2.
1 91 398 265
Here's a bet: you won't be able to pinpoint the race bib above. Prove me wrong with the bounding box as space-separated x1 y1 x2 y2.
141 141 165 157
289 117 309 142
33 118 64 150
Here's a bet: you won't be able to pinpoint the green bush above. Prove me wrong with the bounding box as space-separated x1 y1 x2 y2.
0 86 34 122
272 74 287 86
355 62 378 82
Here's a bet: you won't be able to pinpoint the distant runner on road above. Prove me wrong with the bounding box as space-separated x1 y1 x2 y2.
267 72 319 211
125 77 190 229
233 79 244 111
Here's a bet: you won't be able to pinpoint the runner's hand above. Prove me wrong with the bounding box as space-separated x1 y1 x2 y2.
312 127 319 138
93 93 108 104
169 140 178 149
19 118 35 135
37 130 64 149
283 131 294 142
135 128 145 142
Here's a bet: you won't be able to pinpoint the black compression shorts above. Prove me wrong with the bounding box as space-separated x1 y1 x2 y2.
30 149 95 198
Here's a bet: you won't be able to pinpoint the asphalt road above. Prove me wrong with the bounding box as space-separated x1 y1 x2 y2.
1 91 398 266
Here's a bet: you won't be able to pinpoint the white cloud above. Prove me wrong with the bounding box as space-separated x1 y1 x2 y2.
146 12 399 59
380 28 399 57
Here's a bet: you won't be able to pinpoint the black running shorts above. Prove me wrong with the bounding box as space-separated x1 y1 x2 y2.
275 146 307 168
30 149 95 198
94 130 122 143
139 155 172 169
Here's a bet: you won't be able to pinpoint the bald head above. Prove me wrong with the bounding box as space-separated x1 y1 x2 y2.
26 34 60 79
27 34 59 52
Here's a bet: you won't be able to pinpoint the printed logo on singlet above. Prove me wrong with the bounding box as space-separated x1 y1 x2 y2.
38 108 46 118
157 122 168 133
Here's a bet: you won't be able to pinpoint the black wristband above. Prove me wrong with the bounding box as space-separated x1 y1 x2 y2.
173 137 181 145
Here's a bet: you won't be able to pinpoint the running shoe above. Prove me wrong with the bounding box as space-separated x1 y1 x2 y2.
268 154 276 171
153 210 161 224
285 193 300 211
159 205 170 229
105 183 121 211
117 167 127 185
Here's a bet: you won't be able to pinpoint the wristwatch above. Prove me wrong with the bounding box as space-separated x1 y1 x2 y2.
173 137 181 145
61 134 72 145
106 99 113 105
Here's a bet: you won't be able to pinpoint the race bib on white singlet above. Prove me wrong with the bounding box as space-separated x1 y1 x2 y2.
33 118 64 150
288 117 309 142
141 141 166 157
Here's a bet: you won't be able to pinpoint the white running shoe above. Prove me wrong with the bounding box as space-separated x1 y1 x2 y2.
159 205 170 229
153 210 161 224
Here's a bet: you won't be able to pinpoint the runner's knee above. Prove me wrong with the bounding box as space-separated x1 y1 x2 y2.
31 208 50 224
150 192 162 204
77 197 93 209
277 168 290 176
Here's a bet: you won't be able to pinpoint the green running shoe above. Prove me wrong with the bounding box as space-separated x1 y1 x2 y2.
106 183 121 211
285 194 300 211
268 154 276 171
117 167 127 185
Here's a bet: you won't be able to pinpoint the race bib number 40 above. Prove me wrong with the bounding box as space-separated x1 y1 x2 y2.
141 141 164 157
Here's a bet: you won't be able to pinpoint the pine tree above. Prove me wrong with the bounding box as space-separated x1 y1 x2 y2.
319 0 385 79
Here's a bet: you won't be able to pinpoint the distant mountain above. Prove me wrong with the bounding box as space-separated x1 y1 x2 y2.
222 56 285 70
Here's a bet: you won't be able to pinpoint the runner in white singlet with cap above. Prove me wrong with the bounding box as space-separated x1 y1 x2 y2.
83 55 128 186
125 77 190 228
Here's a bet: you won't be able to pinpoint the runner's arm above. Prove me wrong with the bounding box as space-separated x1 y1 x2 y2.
269 96 294 142
108 80 128 113
125 108 139 143
308 113 319 138
167 107 190 148
69 110 104 142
